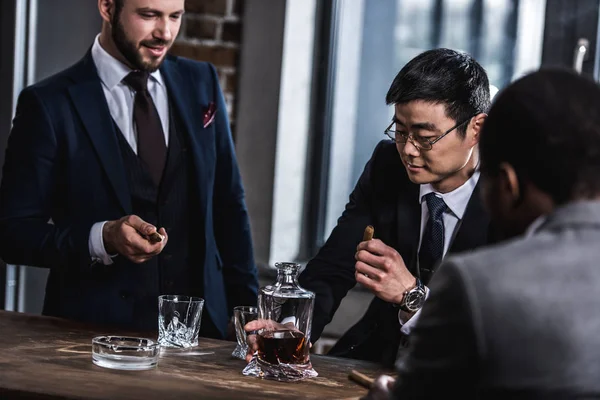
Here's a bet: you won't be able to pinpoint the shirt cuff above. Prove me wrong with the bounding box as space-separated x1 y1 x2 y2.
89 221 117 265
398 286 430 335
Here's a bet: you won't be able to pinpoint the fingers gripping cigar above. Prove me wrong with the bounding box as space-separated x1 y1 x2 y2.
363 225 374 241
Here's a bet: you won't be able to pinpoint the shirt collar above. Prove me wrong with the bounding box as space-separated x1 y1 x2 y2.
419 169 481 219
90 34 165 90
524 214 547 238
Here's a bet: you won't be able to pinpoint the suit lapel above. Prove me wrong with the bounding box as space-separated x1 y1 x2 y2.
449 182 490 254
395 183 421 274
158 105 184 201
67 52 131 213
159 58 209 216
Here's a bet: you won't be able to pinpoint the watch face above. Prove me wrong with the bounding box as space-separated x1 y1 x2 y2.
404 289 426 312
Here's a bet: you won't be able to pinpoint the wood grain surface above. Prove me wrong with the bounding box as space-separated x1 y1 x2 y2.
0 311 392 399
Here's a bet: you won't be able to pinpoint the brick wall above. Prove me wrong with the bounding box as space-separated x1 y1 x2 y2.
170 0 244 135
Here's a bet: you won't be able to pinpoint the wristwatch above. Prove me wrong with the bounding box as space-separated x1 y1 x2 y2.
398 278 426 313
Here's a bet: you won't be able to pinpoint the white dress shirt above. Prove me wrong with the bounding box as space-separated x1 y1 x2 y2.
88 34 170 264
399 170 480 334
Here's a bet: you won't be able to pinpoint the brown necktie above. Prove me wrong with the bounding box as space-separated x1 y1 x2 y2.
123 71 166 186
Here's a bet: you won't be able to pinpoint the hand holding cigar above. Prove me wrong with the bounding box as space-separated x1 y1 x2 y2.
350 371 396 398
102 215 168 264
356 223 415 303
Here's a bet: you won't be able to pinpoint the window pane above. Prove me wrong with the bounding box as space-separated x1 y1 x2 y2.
395 0 436 65
481 0 518 87
439 0 474 51
324 0 546 237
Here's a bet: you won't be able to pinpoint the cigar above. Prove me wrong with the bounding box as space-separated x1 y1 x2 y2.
360 226 375 279
362 225 374 241
348 369 374 389
147 231 164 243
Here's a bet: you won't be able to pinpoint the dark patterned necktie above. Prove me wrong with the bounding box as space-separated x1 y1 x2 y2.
418 193 447 285
123 71 166 186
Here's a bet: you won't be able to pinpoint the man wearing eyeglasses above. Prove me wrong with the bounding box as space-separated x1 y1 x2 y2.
298 48 493 366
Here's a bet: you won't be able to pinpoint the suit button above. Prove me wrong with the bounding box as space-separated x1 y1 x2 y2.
119 290 131 300
162 253 172 261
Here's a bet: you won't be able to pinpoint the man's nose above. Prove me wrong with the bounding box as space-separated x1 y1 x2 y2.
401 137 421 157
154 20 173 42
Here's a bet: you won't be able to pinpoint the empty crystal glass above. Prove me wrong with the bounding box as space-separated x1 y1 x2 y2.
231 306 258 359
158 295 204 348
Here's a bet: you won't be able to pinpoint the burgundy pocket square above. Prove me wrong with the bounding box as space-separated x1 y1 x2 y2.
203 102 217 128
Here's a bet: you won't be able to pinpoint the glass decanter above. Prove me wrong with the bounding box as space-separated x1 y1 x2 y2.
242 262 318 382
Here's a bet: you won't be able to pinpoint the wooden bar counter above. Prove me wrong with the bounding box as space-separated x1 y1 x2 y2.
0 311 392 399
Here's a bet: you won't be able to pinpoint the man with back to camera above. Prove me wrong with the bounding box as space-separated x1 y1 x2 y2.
295 48 495 366
0 0 258 338
363 67 600 398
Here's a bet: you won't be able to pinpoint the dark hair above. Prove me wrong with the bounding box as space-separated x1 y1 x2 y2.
385 48 491 136
480 68 600 204
113 0 125 22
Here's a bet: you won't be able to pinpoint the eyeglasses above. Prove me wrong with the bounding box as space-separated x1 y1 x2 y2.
384 116 474 151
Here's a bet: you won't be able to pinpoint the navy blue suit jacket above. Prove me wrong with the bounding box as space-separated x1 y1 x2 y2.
0 51 258 337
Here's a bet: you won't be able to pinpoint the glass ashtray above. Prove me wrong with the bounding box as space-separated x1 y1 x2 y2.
92 336 159 370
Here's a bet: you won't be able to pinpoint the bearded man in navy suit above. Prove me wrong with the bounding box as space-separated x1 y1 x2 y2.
0 0 258 339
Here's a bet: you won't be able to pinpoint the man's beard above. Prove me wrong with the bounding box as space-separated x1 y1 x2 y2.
111 14 169 72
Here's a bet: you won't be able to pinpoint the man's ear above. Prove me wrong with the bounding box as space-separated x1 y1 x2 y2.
470 112 487 145
98 0 115 24
498 162 521 207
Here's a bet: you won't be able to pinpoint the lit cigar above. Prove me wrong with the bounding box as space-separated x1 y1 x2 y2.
363 225 374 241
148 231 164 243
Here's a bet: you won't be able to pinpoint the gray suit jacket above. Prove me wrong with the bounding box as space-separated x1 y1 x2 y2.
393 200 600 399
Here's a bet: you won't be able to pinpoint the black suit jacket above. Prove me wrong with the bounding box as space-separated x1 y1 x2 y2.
0 51 258 337
299 140 493 365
